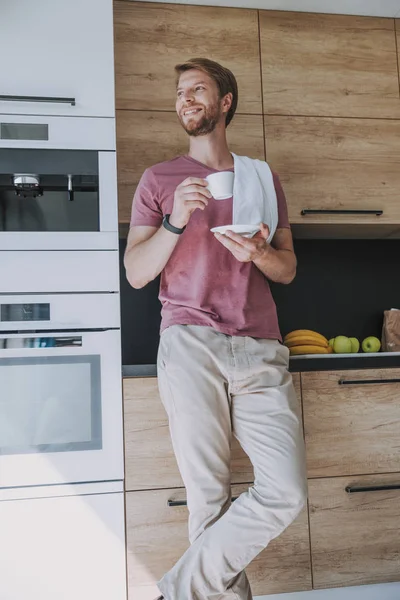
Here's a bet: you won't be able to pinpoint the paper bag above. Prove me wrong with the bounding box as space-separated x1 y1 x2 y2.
381 309 400 352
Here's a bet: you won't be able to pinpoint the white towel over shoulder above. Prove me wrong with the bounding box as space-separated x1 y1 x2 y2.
231 153 278 244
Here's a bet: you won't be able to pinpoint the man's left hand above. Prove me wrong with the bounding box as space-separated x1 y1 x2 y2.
214 222 270 263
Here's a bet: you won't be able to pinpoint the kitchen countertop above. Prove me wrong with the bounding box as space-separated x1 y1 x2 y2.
122 352 400 377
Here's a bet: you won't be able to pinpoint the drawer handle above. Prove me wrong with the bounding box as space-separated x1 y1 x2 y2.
168 496 239 507
346 484 400 494
339 378 400 386
301 209 383 216
0 94 76 106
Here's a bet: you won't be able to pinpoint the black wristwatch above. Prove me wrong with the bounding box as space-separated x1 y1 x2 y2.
162 214 186 235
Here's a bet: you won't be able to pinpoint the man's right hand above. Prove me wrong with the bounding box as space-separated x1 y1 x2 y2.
169 177 212 229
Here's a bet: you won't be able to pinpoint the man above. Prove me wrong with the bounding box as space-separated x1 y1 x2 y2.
124 57 307 600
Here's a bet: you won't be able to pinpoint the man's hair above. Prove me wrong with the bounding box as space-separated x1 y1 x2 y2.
174 58 238 128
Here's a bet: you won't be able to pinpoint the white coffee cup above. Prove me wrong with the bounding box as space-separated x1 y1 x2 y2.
206 171 234 200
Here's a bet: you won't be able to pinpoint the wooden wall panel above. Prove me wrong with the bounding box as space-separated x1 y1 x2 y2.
116 110 265 223
265 115 400 224
260 12 400 118
114 1 262 114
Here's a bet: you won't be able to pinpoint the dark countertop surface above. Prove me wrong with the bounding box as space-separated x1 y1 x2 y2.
122 352 400 378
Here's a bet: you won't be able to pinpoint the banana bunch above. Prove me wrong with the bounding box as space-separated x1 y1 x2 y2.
284 329 332 356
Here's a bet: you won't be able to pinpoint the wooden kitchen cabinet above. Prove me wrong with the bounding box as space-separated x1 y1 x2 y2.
266 116 400 233
113 1 262 114
0 0 115 118
302 368 400 478
308 473 400 589
260 12 400 119
116 111 265 223
126 484 312 600
123 373 302 490
123 376 253 490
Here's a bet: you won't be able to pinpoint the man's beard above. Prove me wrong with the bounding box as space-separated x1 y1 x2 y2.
179 102 222 136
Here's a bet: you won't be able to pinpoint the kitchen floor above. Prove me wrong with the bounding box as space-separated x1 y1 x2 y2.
257 582 400 600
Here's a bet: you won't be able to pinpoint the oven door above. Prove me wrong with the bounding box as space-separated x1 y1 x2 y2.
0 329 123 489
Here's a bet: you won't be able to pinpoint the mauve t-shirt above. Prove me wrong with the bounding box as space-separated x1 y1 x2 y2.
130 155 290 340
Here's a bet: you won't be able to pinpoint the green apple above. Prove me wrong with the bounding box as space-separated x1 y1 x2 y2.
362 336 381 353
333 335 352 354
349 337 360 353
328 338 335 348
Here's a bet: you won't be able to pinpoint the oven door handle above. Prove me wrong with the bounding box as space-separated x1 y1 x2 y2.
0 94 76 106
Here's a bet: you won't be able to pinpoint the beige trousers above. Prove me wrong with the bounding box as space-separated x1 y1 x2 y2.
157 325 307 600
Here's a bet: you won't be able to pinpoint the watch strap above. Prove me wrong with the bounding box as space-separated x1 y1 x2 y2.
163 214 186 235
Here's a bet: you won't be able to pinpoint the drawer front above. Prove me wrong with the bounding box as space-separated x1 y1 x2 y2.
302 368 400 478
123 377 252 490
309 474 400 589
126 484 311 599
124 374 301 491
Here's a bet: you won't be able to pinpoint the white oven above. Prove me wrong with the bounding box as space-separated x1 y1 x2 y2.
0 113 118 251
0 293 123 490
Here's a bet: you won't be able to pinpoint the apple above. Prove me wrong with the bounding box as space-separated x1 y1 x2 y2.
328 338 335 348
349 337 360 353
362 336 381 353
333 335 352 354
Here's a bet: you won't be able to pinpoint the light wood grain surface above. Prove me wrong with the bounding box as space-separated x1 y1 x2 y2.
260 12 400 118
126 483 311 599
123 377 253 490
116 110 265 223
308 473 400 589
124 373 301 491
114 1 262 113
266 116 400 225
302 368 400 478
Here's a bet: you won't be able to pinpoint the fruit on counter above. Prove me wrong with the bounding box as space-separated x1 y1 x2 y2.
328 338 335 348
289 345 332 356
285 336 328 349
332 336 352 354
284 330 328 345
362 336 381 353
284 329 330 355
349 337 360 353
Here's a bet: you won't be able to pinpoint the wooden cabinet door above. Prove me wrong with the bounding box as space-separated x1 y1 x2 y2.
260 12 400 119
116 111 265 223
126 483 311 600
302 368 400 478
123 373 301 491
266 116 400 229
309 474 400 589
114 1 262 114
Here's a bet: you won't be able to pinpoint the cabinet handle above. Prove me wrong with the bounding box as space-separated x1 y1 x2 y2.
168 496 239 507
301 209 383 216
346 484 400 493
339 378 400 386
0 95 76 106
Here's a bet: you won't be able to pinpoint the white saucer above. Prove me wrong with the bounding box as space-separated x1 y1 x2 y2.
211 224 261 238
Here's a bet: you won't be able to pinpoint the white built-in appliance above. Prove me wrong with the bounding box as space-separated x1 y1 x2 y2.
0 293 123 490
0 113 118 251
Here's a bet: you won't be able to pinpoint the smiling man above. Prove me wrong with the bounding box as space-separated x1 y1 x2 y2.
124 58 307 600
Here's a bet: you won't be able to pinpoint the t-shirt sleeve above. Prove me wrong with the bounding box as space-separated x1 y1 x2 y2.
273 172 290 230
130 168 163 228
